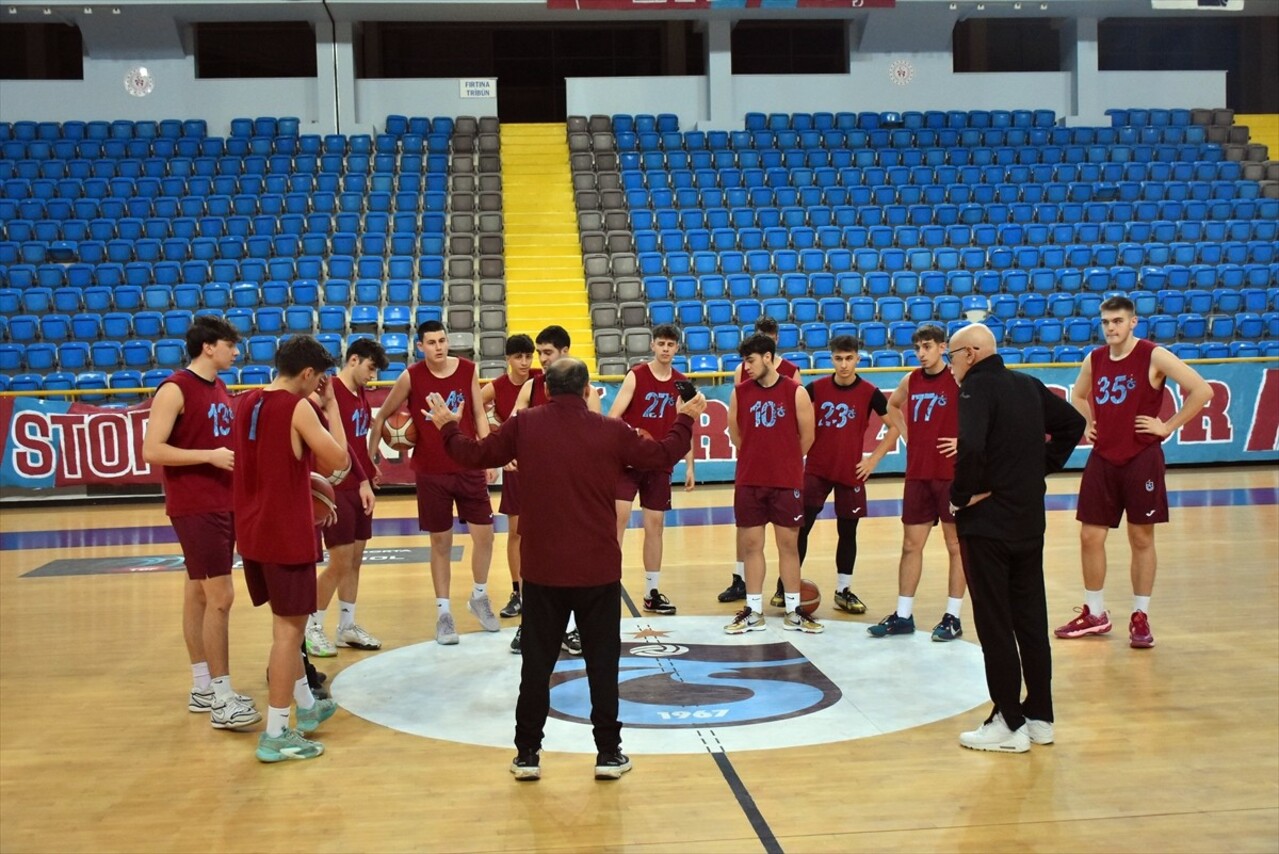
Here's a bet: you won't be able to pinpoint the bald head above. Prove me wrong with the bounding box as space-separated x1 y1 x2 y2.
545 357 590 398
950 323 996 352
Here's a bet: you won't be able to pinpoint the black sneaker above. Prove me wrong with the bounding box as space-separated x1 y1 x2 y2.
510 749 541 781
769 579 785 609
562 630 582 655
717 575 746 603
594 751 632 780
643 589 677 615
510 626 522 655
499 591 522 618
867 612 916 638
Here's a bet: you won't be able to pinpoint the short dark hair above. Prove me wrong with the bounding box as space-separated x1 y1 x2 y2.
544 358 589 397
755 317 780 337
346 337 389 371
276 334 337 378
535 325 571 350
652 324 680 343
829 334 860 354
185 315 239 359
1100 296 1135 314
417 319 446 339
505 334 534 356
738 333 776 359
912 323 946 345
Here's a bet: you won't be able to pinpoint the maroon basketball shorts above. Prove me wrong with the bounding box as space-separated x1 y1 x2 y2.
902 479 956 526
615 468 674 512
498 469 521 517
243 559 317 617
323 488 372 549
171 511 235 580
415 470 495 534
1076 442 1169 528
735 485 805 529
802 473 868 519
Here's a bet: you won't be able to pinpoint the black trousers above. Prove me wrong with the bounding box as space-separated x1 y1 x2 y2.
515 579 622 755
959 535 1053 732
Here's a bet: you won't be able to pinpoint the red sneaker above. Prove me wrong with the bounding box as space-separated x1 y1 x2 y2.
1129 611 1155 648
1054 604 1112 639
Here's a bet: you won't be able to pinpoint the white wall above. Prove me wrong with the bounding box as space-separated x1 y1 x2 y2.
353 79 497 133
565 76 707 130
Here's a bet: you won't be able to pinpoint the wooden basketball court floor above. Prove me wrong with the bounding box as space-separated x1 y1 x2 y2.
1 465 1276 853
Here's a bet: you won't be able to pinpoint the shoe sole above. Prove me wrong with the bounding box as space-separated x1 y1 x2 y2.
959 740 1030 754
643 606 677 615
717 593 746 602
336 640 382 650
1054 623 1112 639
594 764 632 780
510 767 541 781
306 645 337 658
1028 734 1054 745
1130 638 1155 649
212 712 262 731
256 745 324 762
499 610 521 618
932 632 962 642
724 624 766 634
437 635 459 645
561 647 583 655
783 623 824 634
868 629 915 638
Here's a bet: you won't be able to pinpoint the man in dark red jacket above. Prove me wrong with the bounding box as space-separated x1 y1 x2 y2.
427 358 705 782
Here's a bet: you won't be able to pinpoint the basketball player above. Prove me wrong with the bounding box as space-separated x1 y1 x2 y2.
608 324 696 616
234 335 346 762
370 320 499 645
479 333 540 631
1056 295 1214 648
305 338 390 658
877 324 967 642
512 324 600 655
142 315 260 731
791 334 897 615
724 333 820 635
719 316 801 603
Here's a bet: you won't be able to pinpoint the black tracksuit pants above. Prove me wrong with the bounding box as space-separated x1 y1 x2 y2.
515 579 622 755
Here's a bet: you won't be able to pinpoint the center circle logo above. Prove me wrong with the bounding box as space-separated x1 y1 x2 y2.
333 616 989 754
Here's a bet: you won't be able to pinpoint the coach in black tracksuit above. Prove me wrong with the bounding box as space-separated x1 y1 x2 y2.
947 323 1085 752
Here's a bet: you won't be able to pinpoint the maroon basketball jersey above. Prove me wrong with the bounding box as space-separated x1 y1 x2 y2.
621 362 688 442
525 373 551 409
1089 338 1165 466
407 358 478 475
233 389 320 564
157 369 234 517
804 375 887 485
491 369 542 422
734 376 804 489
777 358 800 380
333 377 373 493
904 367 959 481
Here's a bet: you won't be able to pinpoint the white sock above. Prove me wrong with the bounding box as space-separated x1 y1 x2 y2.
309 609 325 629
437 599 451 615
210 675 233 702
734 561 745 580
746 593 763 613
472 583 487 599
1133 595 1150 615
191 661 211 691
645 571 660 593
338 600 356 630
294 676 315 710
836 573 852 593
897 596 915 620
1085 588 1106 616
266 706 290 738
566 613 577 633
946 597 964 619
784 592 799 613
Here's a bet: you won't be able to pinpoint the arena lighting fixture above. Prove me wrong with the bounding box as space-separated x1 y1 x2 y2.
83 6 92 12
42 6 52 13
976 3 985 8
7 6 16 13
949 2 957 8
111 5 120 12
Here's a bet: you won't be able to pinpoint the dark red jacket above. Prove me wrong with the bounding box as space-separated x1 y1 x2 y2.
442 395 693 586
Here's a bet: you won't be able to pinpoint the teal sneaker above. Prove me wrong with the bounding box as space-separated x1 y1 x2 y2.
296 697 338 733
931 613 963 642
256 728 324 763
867 613 916 638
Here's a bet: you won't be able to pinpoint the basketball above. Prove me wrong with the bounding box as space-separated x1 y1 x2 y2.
316 458 351 486
381 411 417 451
800 578 821 615
311 472 337 526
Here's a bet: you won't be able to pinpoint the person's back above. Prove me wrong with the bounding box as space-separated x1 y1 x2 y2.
234 388 317 564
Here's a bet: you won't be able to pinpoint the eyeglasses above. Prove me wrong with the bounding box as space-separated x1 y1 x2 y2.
946 346 971 361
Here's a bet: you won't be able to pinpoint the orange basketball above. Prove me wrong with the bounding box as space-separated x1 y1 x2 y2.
381 411 417 451
800 578 821 615
311 472 337 526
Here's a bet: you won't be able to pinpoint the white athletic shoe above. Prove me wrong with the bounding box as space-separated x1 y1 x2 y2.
305 623 337 658
959 713 1030 753
336 624 382 650
1025 718 1055 745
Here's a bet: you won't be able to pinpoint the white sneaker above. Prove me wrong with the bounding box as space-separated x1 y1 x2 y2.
958 712 1030 753
211 696 262 730
305 623 337 657
189 687 255 713
336 624 382 650
467 593 501 632
436 612 459 645
1025 718 1054 745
